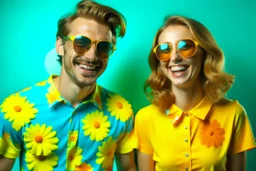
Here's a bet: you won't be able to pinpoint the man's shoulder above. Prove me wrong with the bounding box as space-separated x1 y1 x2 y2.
97 85 127 99
1 78 49 104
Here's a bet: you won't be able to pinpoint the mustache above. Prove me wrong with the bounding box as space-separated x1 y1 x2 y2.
74 56 102 65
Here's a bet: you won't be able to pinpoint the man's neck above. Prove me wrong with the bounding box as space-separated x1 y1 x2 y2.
53 76 95 108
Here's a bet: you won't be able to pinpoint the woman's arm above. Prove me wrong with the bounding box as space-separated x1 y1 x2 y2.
115 151 137 171
0 156 15 171
226 151 246 171
137 151 155 171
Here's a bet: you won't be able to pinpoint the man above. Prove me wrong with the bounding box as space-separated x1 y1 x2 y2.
0 0 136 170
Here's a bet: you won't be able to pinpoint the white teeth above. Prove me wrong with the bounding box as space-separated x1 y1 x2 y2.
171 66 187 72
79 64 96 70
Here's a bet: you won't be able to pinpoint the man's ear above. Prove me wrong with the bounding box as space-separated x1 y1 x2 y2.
56 37 64 56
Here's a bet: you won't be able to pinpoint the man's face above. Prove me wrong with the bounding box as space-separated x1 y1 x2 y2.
57 17 113 88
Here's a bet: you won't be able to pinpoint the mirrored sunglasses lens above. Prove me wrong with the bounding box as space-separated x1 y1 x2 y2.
73 36 91 55
156 44 171 61
178 40 196 58
97 41 114 58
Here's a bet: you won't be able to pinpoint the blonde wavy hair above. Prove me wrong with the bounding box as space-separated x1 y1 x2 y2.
144 15 234 111
56 0 126 64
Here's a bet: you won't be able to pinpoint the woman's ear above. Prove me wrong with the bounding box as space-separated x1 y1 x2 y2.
56 37 64 56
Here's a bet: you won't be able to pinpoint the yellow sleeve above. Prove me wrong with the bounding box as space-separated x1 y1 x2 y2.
228 101 256 154
133 108 153 154
0 118 21 159
116 113 134 154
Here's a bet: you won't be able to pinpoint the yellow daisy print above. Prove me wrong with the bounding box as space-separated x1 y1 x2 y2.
67 147 83 170
82 110 110 141
68 131 78 147
26 151 58 171
20 87 31 92
46 86 62 105
36 80 47 86
107 95 133 122
0 93 38 131
2 132 21 157
96 137 117 169
75 162 93 171
24 124 59 156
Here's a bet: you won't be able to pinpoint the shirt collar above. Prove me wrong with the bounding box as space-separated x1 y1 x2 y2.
166 96 213 125
189 95 213 120
47 75 103 110
81 84 103 110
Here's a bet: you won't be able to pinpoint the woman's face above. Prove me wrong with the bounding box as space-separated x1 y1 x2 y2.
158 25 204 89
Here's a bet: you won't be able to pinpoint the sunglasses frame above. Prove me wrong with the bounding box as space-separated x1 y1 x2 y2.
61 35 116 57
153 39 199 61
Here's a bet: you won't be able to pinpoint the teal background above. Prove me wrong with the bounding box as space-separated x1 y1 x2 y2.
0 0 255 170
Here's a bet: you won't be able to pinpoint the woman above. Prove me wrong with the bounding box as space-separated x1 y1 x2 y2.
133 15 256 171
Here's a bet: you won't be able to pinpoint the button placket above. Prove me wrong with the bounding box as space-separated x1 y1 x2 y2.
183 112 191 171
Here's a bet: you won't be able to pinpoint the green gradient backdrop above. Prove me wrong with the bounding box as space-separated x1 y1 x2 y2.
0 0 255 170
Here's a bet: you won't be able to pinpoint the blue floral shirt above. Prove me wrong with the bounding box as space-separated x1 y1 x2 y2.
0 75 134 171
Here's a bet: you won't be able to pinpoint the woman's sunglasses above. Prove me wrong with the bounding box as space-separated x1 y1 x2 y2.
153 39 199 61
62 35 116 58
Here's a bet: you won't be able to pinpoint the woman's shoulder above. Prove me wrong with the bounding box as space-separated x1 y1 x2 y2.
215 98 246 115
135 104 162 120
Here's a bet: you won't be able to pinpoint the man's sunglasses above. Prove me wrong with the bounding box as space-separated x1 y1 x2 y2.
62 35 116 58
153 39 199 61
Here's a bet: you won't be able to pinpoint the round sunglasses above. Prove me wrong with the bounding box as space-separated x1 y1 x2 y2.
62 35 116 58
153 39 199 61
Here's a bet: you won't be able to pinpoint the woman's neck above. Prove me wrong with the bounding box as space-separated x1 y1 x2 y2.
172 84 204 112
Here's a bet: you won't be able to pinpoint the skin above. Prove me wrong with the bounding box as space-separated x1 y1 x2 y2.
137 25 246 171
56 17 136 171
0 157 14 171
0 17 136 171
55 17 110 108
159 25 205 112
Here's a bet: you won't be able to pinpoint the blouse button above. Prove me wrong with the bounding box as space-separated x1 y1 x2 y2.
185 153 189 157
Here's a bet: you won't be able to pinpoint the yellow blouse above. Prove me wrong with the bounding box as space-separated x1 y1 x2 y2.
133 96 256 171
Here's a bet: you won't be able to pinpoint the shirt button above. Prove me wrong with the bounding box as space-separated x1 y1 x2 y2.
184 126 188 130
184 139 188 143
185 167 189 171
185 153 189 157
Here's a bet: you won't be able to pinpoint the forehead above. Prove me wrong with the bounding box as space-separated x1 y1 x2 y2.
68 17 112 40
158 25 194 43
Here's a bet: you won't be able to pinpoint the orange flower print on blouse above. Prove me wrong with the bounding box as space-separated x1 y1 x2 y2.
200 119 225 148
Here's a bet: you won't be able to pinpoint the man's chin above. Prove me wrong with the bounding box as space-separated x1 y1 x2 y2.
76 78 97 88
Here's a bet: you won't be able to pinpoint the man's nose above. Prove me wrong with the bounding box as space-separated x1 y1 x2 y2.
83 43 97 60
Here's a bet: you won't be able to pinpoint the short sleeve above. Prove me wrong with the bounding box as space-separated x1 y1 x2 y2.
132 108 153 154
0 97 22 159
228 101 256 154
116 110 134 154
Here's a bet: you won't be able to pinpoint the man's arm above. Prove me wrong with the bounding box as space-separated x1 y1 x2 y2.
226 151 246 171
137 151 154 171
0 156 15 171
115 151 136 171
